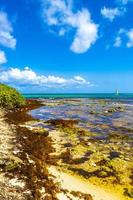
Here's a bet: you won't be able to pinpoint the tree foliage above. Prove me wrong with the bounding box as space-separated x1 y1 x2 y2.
0 83 26 109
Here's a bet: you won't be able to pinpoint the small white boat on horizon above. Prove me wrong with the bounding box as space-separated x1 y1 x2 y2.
115 89 119 96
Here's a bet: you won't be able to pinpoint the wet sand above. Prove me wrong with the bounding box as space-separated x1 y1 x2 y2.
49 165 120 200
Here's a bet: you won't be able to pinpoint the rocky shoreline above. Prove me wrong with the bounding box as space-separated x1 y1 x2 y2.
0 108 30 199
0 100 59 199
26 99 133 200
0 100 93 199
0 99 132 200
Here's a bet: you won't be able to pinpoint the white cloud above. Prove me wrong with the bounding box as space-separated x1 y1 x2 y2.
127 29 133 47
117 0 128 4
73 76 90 84
114 28 125 48
118 28 126 34
114 36 122 47
101 7 125 21
42 0 98 53
118 0 133 4
59 28 66 36
0 67 92 88
70 10 98 53
114 28 133 48
0 50 7 64
0 11 16 49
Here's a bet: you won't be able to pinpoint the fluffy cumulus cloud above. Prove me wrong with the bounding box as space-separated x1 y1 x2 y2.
70 10 98 53
0 11 16 65
118 0 133 4
0 11 16 49
101 7 125 21
114 36 122 47
114 28 133 48
74 76 88 84
0 67 92 88
41 0 98 53
127 29 133 47
0 50 7 64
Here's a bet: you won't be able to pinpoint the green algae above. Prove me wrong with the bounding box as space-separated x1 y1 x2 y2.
108 132 130 141
5 156 23 171
53 122 133 197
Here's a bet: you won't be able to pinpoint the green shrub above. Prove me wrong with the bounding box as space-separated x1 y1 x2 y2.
0 83 26 109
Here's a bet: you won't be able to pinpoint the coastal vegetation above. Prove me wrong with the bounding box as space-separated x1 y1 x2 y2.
0 83 26 109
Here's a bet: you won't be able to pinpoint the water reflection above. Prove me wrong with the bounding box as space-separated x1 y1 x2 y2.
30 98 133 139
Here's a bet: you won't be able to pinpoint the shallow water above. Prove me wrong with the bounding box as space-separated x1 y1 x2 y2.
30 98 133 139
24 93 133 99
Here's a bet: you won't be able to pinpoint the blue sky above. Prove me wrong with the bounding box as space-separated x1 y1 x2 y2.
0 0 133 93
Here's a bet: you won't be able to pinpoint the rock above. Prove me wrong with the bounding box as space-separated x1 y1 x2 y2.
33 129 49 137
109 151 120 159
108 132 129 141
124 188 133 198
64 143 73 147
5 155 23 171
5 161 19 171
116 106 125 112
9 155 23 164
0 159 7 166
107 108 116 113
97 171 108 178
106 158 127 173
9 178 25 189
90 111 98 115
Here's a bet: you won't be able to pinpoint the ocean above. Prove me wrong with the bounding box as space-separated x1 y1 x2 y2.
23 93 133 99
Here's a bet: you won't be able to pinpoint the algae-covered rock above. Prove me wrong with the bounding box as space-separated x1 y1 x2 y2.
108 132 129 141
106 158 132 184
70 191 93 200
109 151 120 159
5 162 19 171
90 110 98 115
97 170 109 178
107 158 127 173
116 106 125 112
124 188 133 198
107 108 116 113
5 155 23 171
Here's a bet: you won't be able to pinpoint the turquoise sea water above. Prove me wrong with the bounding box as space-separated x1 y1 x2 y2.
23 93 133 99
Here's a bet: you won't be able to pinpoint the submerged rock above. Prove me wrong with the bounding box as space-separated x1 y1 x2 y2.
109 151 121 159
108 132 129 141
89 110 98 115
